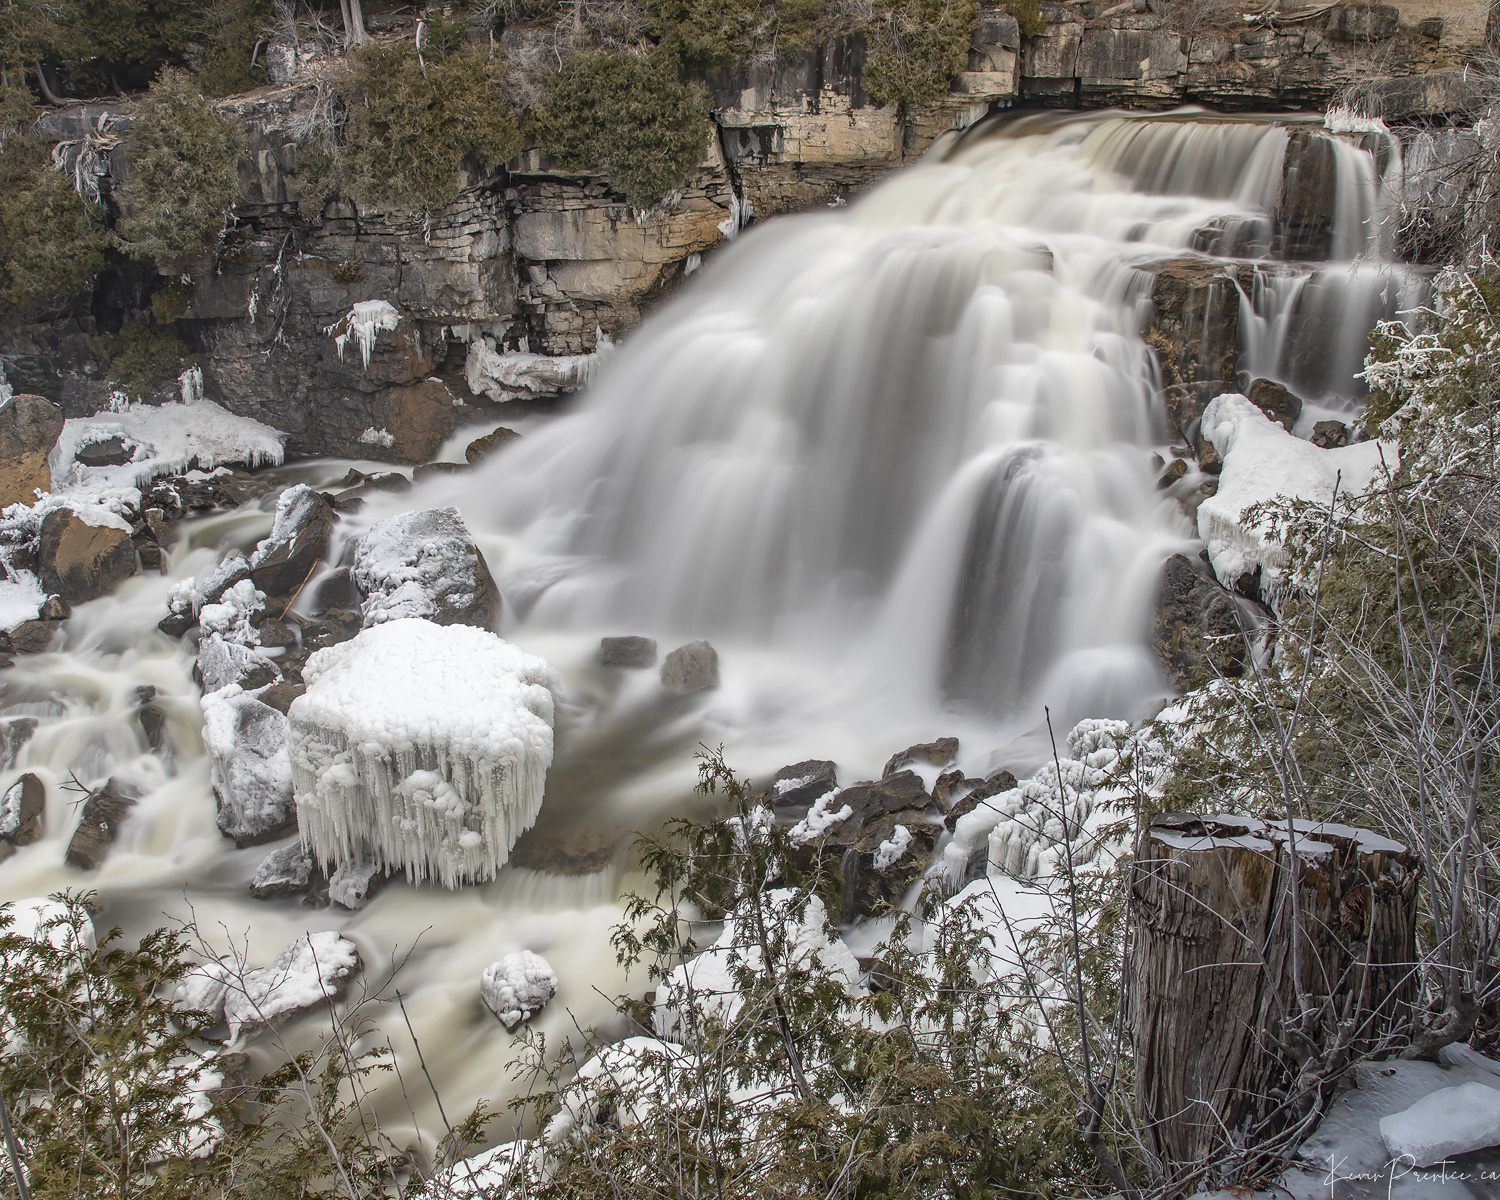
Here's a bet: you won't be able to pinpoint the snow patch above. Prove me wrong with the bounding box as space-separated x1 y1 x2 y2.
789 789 851 845
289 619 560 888
2 898 95 952
872 824 913 871
1379 1081 1500 1168
0 573 46 631
359 427 395 449
1197 394 1391 594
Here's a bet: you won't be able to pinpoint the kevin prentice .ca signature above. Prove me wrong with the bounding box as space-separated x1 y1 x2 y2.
1324 1154 1500 1195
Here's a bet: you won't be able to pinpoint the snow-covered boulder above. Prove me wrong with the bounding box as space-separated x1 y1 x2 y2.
289 619 560 888
250 842 316 899
202 686 297 847
249 485 335 600
481 950 558 1029
1379 1080 1500 1168
222 931 361 1040
1197 394 1390 596
351 507 500 630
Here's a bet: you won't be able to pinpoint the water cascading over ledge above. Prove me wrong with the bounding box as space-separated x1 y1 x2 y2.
439 108 1422 729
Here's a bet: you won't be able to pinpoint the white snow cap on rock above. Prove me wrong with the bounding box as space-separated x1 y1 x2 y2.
481 950 558 1030
251 484 324 568
222 930 361 1040
330 300 400 370
1197 394 1391 595
464 336 600 403
289 618 560 888
1379 1080 1500 1167
51 398 284 491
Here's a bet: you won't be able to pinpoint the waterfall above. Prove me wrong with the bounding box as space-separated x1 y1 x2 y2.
0 107 1424 1141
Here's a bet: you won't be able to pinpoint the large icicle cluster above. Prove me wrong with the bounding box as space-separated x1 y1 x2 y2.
328 300 400 370
941 718 1133 886
288 618 560 888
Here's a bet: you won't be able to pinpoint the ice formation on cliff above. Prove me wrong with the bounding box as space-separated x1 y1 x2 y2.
463 336 601 402
288 619 560 888
329 300 400 370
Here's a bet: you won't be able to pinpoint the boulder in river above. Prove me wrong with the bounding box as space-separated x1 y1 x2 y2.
249 485 336 602
465 427 521 464
481 950 557 1030
65 778 138 870
600 635 656 667
250 842 319 900
0 394 64 509
222 931 361 1040
660 640 719 695
771 759 837 808
0 773 45 852
37 508 137 604
883 738 959 777
352 507 501 629
1311 419 1350 448
1246 377 1303 432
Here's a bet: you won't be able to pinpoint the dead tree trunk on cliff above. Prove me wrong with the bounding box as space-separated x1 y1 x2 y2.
1129 813 1420 1192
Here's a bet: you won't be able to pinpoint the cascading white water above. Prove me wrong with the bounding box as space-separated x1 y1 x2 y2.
0 107 1423 1143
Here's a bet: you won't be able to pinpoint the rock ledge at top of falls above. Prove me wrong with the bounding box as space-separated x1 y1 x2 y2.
289 619 560 889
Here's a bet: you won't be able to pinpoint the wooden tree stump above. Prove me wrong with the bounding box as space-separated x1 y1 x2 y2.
1129 813 1420 1182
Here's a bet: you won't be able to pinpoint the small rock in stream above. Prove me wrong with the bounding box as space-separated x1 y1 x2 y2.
250 842 319 900
660 640 719 695
65 778 139 870
600 635 656 667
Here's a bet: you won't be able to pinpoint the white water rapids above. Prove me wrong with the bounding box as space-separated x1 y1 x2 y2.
0 108 1425 1142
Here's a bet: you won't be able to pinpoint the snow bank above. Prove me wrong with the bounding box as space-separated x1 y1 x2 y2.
1379 1080 1500 1167
480 950 558 1029
464 336 601 402
51 398 284 491
222 930 361 1040
653 890 859 1040
1197 394 1390 592
329 300 400 370
289 619 560 888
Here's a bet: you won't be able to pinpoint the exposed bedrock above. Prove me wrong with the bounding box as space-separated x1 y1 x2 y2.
0 1 1480 459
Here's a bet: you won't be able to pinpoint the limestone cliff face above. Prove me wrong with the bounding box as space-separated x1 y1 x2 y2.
0 0 1488 461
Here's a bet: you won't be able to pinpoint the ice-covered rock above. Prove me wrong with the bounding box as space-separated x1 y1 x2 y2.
480 950 558 1029
250 842 316 899
328 859 384 909
173 960 235 1021
464 336 599 402
1379 1080 1500 1168
222 930 361 1040
202 686 297 847
289 619 560 888
199 578 264 643
653 890 859 1041
0 773 45 847
249 485 335 600
1197 394 1390 596
351 507 500 630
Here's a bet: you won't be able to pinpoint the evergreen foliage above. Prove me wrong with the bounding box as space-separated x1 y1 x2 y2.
115 68 244 265
861 0 978 104
335 42 520 212
93 322 198 398
648 0 825 69
534 49 709 209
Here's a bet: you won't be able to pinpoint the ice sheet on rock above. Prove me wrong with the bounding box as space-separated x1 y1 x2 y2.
464 336 600 402
251 842 314 896
328 859 382 909
2 897 95 951
201 686 296 844
197 635 276 693
480 949 558 1029
289 619 560 888
198 578 264 643
222 930 360 1040
653 890 859 1040
0 572 46 631
351 507 497 628
1379 1080 1500 1168
1198 394 1391 594
51 399 284 491
329 300 400 370
2 476 138 534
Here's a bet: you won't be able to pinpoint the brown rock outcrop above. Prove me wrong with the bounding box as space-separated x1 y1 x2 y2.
0 394 64 508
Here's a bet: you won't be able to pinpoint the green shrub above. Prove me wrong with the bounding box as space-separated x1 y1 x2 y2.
534 49 709 210
648 0 825 68
336 42 520 212
862 0 978 104
116 68 245 265
194 0 272 95
1003 0 1047 38
0 88 111 315
93 322 198 398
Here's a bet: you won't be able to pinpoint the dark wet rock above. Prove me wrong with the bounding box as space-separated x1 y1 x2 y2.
309 567 360 612
412 461 470 483
340 468 410 493
0 773 45 847
9 619 61 655
255 619 298 650
250 842 318 899
944 770 1019 830
133 686 168 754
66 778 138 870
74 436 134 467
351 507 500 629
1158 457 1189 488
1152 553 1247 691
465 426 522 463
1247 377 1302 431
838 770 935 826
38 595 67 622
1144 258 1241 442
771 759 837 808
37 508 136 604
661 640 720 695
0 717 37 769
883 738 959 778
249 486 336 602
257 681 306 715
841 813 942 921
601 635 657 668
1311 419 1350 449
